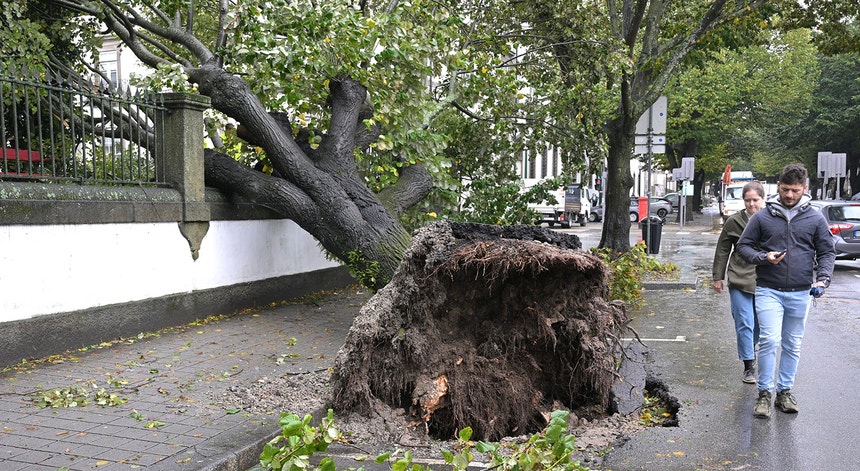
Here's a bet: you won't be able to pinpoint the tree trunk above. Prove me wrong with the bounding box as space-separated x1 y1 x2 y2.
189 67 428 289
599 115 635 253
692 168 705 213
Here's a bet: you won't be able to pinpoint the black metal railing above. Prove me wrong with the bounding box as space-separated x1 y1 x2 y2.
1 64 167 185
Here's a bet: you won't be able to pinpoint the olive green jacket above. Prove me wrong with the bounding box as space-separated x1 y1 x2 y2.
712 210 757 294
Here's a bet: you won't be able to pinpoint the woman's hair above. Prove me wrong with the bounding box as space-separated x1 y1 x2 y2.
743 181 765 199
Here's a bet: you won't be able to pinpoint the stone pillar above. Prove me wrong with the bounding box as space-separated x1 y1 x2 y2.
158 93 211 260
159 92 211 222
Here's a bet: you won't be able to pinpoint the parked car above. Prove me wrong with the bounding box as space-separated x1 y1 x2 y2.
629 197 673 222
809 200 860 261
662 192 681 209
589 205 604 222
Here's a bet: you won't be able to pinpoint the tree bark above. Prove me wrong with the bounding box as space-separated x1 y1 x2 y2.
599 115 635 253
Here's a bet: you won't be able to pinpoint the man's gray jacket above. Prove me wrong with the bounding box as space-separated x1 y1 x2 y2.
736 194 836 291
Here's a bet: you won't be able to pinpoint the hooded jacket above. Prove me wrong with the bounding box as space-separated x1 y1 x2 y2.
736 194 835 291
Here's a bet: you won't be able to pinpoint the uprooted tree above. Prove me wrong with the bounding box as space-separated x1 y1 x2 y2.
40 0 494 289
328 222 629 440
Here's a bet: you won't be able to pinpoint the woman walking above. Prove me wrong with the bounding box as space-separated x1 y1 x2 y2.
712 181 765 383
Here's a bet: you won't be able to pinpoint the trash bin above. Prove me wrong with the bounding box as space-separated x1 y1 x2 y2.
639 216 663 254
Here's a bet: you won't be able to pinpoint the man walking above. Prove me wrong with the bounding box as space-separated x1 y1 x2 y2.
736 163 835 418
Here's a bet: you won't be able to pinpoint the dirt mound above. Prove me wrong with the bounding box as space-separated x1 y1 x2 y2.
328 221 630 441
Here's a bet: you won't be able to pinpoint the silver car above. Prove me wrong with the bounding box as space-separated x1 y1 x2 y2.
629 197 673 222
809 200 860 261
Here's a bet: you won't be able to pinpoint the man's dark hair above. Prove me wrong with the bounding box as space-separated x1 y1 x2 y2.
778 163 808 185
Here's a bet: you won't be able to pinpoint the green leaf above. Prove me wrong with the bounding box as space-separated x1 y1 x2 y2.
475 441 497 453
318 457 337 471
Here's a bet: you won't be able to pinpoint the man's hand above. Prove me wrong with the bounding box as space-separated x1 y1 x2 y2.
713 279 725 293
810 280 828 298
767 250 786 264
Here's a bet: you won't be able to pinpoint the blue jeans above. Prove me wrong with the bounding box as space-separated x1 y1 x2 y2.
755 287 811 392
729 287 759 361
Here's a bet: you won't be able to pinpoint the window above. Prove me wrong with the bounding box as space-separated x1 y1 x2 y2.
99 51 118 87
829 205 860 222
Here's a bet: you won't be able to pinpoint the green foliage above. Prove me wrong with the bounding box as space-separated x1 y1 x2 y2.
665 28 819 181
255 409 590 471
453 176 565 226
0 0 100 74
205 117 269 170
253 410 342 471
344 251 383 292
78 144 159 183
475 410 590 471
133 62 197 93
781 1 860 55
778 52 860 179
590 242 678 306
219 0 465 189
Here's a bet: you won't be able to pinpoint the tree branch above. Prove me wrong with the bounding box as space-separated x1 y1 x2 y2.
204 149 319 223
96 6 174 69
377 163 434 217
214 0 230 67
634 0 730 116
623 0 648 48
315 77 366 179
118 0 215 63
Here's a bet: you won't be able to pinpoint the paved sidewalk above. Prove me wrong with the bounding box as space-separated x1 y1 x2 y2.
0 211 722 471
0 289 372 471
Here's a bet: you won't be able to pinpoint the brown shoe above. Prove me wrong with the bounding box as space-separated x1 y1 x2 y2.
754 390 771 418
775 389 799 413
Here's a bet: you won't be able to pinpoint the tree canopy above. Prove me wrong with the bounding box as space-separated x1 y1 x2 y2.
8 0 860 285
665 28 819 184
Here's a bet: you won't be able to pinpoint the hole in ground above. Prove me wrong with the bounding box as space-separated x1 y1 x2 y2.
641 378 680 427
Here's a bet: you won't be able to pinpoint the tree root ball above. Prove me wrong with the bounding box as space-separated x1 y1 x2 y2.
328 221 629 441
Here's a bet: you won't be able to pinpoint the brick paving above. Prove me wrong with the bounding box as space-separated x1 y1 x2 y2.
0 288 370 471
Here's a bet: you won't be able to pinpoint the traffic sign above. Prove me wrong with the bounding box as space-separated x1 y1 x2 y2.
635 96 668 135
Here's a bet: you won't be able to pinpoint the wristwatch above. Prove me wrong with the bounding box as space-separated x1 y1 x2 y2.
818 277 831 288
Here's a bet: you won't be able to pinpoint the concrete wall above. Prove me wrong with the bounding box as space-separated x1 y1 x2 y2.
0 215 353 367
0 184 356 367
0 90 357 367
0 219 340 322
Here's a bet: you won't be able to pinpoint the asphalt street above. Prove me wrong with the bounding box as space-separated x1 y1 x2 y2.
570 207 860 471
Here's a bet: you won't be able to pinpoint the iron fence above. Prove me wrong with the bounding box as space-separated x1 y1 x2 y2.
1 64 167 186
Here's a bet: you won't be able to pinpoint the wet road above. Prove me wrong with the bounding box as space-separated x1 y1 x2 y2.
559 208 860 470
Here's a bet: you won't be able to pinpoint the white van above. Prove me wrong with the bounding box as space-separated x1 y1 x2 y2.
722 183 747 220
